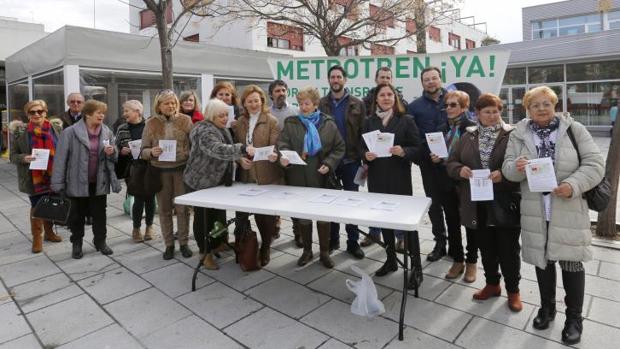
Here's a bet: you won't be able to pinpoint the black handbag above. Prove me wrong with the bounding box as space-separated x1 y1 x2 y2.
32 193 72 225
326 171 343 190
566 127 611 212
127 159 162 197
486 191 521 228
114 156 131 179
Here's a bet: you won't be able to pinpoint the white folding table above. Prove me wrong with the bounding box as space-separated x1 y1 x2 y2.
175 183 431 340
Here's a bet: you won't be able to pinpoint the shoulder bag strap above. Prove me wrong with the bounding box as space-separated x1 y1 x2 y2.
566 125 581 164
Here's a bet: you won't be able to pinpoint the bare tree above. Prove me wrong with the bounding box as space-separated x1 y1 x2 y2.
141 0 215 89
221 0 461 56
481 35 500 46
596 124 620 237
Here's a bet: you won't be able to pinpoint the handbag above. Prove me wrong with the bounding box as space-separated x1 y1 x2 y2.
234 229 260 271
566 127 611 212
127 159 162 197
486 191 521 228
326 171 343 190
32 193 72 225
115 156 132 179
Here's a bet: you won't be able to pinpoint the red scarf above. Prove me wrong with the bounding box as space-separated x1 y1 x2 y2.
28 119 56 193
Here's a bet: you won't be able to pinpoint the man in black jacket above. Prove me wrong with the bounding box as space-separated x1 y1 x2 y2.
60 93 85 129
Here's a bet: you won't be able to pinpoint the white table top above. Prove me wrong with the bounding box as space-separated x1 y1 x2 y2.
175 183 431 231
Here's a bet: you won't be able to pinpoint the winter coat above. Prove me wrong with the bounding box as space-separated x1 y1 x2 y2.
184 121 245 190
232 111 284 185
9 119 63 195
446 122 520 229
407 88 448 143
59 110 81 129
362 112 421 196
141 113 193 169
318 94 366 161
502 115 605 269
50 120 120 197
278 113 345 188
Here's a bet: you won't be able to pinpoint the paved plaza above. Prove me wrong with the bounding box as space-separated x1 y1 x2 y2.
0 137 618 349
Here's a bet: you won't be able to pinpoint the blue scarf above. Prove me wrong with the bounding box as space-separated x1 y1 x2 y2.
297 111 322 157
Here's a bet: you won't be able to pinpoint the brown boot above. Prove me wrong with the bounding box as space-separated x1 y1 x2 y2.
203 253 219 270
473 284 501 300
463 263 477 283
445 262 465 279
30 211 43 253
132 228 143 243
293 219 303 248
143 225 155 241
508 292 523 312
42 221 62 242
297 224 313 266
317 222 334 269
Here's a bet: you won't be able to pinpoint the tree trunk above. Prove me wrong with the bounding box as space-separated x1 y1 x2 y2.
415 0 426 54
596 124 620 237
155 14 174 90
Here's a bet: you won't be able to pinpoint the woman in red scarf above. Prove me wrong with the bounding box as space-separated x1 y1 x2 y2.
10 100 63 253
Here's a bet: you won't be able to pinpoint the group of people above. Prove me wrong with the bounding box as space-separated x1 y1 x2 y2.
10 64 605 345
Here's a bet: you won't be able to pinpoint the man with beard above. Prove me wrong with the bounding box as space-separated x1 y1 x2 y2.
407 66 456 262
318 65 365 259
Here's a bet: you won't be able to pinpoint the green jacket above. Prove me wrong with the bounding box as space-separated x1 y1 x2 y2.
9 119 63 195
278 113 345 188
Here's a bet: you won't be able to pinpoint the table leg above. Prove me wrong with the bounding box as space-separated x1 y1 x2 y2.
398 231 409 341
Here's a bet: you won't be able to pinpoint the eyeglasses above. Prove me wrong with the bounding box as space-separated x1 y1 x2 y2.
28 109 45 115
530 102 554 110
69 100 83 104
446 103 460 109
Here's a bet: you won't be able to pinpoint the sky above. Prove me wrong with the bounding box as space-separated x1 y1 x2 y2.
0 0 563 44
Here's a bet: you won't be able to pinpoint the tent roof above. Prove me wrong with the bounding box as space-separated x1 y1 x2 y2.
6 25 290 82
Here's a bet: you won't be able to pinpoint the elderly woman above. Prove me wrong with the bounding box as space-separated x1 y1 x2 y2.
184 99 255 269
179 90 204 124
210 81 240 119
447 93 522 312
431 91 478 282
232 85 282 266
141 90 193 260
363 83 423 289
502 86 604 344
10 100 63 253
116 100 155 243
278 86 345 268
51 100 120 259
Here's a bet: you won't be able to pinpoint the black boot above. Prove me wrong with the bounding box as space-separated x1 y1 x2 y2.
426 242 446 262
94 241 113 256
163 245 175 260
562 269 585 345
408 231 424 289
533 264 557 330
297 224 313 266
72 241 83 259
375 229 397 276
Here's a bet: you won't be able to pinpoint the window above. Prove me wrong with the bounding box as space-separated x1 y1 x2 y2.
448 32 461 49
566 61 620 81
567 82 620 125
369 4 395 28
7 80 29 122
338 36 358 56
183 34 199 42
502 68 526 85
428 26 441 42
267 22 304 51
139 4 172 30
465 39 476 49
528 65 564 83
371 43 395 55
406 19 417 34
608 10 620 29
32 70 65 120
531 14 602 39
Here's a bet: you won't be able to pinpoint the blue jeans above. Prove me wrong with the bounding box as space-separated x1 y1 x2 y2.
330 161 360 248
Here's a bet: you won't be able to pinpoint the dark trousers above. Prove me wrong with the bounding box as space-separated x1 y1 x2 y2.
440 187 467 261
474 206 521 292
193 206 226 254
419 163 448 246
462 228 479 264
68 183 107 246
132 195 156 229
330 161 360 248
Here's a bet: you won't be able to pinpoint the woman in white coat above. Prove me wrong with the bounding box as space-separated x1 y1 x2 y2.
502 86 604 345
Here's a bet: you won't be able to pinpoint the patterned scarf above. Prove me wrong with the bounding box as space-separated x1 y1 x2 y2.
297 111 322 157
445 114 463 156
529 116 560 161
478 123 502 169
376 109 393 127
28 119 56 193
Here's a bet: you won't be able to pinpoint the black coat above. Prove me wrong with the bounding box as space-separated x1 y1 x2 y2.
362 112 420 196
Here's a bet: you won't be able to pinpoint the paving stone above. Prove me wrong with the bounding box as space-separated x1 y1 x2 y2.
141 262 214 298
0 255 61 287
0 283 13 306
270 237 305 257
598 261 620 281
584 259 600 276
112 246 177 275
227 307 328 349
0 334 41 349
585 274 620 302
317 338 353 349
44 240 85 262
27 294 113 347
56 254 119 281
201 258 275 292
435 283 536 330
587 296 620 328
301 299 398 349
78 267 151 304
308 270 393 304
247 277 331 319
458 317 566 349
176 282 263 329
262 253 332 285
517 277 592 315
0 302 31 344
56 324 143 349
104 288 190 339
331 253 386 277
11 273 83 314
373 271 452 301
105 236 150 256
384 326 459 349
141 315 241 349
382 292 471 342
592 246 620 264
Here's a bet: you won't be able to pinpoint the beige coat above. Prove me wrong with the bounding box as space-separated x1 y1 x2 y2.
141 113 193 169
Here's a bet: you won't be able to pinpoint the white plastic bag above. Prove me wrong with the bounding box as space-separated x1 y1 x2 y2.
345 265 385 318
